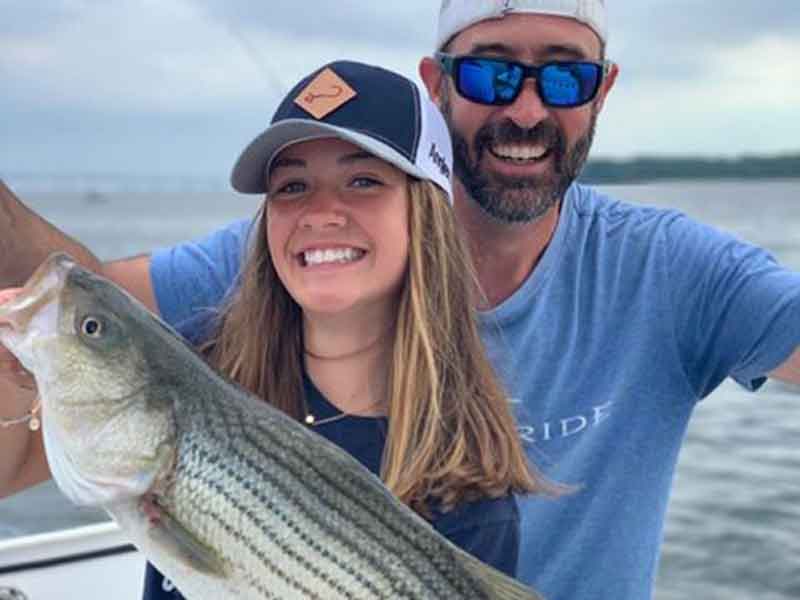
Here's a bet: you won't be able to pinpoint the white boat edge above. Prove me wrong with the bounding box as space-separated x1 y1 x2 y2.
0 522 145 600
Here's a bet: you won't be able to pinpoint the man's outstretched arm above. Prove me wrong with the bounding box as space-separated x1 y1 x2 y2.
0 179 158 312
771 347 800 385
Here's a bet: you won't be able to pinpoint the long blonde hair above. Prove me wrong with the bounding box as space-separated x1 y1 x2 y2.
206 177 551 513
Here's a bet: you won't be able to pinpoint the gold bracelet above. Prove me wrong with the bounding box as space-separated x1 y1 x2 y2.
0 396 41 431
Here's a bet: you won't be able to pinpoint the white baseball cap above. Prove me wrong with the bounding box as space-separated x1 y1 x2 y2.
232 61 453 202
436 0 608 49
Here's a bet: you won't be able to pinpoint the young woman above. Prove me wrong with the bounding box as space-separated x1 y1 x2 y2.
140 61 554 599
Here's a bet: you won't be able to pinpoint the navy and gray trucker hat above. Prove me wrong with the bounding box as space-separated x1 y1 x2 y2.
231 60 453 202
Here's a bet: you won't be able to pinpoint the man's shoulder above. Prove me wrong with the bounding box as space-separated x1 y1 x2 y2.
563 183 698 251
568 183 683 228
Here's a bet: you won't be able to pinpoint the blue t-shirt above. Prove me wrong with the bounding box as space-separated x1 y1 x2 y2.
142 376 521 599
150 183 800 600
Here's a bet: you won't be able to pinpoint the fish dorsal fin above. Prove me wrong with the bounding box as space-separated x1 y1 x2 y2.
147 507 227 577
458 550 546 600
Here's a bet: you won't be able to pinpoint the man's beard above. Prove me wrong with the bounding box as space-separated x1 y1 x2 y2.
441 88 598 224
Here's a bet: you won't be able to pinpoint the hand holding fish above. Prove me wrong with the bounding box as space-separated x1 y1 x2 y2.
0 286 49 500
0 288 36 391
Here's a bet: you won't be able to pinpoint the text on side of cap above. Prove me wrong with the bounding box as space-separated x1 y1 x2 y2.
295 68 357 120
429 143 451 180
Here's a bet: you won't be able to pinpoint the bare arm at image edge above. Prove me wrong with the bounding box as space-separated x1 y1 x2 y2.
0 179 158 312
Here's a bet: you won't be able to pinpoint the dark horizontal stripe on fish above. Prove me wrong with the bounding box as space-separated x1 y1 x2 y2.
233 416 467 597
178 458 383 599
183 498 319 599
188 402 394 596
183 404 399 597
188 400 462 598
181 427 417 598
235 411 479 597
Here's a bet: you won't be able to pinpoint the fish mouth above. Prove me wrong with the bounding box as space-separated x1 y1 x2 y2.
0 253 75 333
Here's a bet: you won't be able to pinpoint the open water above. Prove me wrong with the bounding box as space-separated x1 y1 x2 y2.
0 179 798 599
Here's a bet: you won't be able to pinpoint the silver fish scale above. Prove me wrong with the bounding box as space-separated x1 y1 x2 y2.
155 383 493 600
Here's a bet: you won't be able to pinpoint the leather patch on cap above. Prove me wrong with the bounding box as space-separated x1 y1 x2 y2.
294 68 357 119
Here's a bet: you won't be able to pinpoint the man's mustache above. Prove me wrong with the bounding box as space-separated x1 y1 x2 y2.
473 119 566 161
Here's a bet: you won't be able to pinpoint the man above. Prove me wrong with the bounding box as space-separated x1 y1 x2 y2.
1 2 799 598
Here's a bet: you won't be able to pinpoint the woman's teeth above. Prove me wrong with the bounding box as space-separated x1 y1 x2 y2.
303 248 365 266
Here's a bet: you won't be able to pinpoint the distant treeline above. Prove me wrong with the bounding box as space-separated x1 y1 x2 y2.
580 153 800 184
7 153 799 193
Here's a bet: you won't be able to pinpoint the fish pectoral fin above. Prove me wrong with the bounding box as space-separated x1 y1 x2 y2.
147 508 227 577
457 550 545 600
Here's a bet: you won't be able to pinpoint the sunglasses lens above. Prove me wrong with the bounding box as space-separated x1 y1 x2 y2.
457 59 522 105
459 62 498 103
540 63 601 107
449 55 603 108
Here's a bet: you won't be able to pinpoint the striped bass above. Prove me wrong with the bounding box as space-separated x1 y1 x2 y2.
0 253 544 600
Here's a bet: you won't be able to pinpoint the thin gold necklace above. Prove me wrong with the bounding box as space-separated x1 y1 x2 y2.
303 332 387 361
303 333 388 425
303 328 392 426
304 396 385 427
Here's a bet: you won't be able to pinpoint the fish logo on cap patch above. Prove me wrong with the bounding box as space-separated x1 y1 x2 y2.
295 68 357 120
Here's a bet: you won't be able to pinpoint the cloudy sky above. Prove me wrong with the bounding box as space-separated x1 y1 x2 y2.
2 0 799 182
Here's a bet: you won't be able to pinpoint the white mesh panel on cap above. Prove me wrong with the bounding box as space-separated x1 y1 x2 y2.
437 0 607 49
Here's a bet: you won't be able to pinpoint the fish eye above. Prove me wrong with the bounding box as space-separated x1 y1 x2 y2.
81 316 104 338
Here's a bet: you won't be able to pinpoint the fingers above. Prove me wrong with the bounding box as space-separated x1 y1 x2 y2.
0 287 23 305
0 352 35 390
0 355 35 390
0 287 35 390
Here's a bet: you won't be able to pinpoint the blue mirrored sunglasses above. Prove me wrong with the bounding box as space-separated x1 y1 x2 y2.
436 52 611 108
